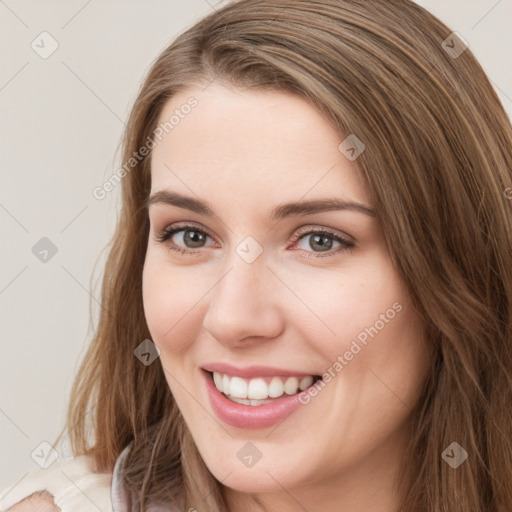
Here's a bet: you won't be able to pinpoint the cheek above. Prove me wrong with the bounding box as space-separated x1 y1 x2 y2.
142 256 206 357
278 256 404 356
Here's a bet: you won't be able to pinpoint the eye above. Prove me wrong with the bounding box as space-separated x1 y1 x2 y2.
290 227 355 258
154 222 355 259
153 222 215 255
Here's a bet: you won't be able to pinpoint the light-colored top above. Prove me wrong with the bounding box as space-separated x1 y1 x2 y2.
0 443 164 511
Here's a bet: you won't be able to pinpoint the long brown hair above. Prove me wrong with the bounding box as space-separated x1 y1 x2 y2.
54 0 512 510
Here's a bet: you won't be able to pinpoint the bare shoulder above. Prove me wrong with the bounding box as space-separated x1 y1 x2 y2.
8 490 61 512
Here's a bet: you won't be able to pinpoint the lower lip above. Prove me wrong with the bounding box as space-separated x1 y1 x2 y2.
202 370 309 429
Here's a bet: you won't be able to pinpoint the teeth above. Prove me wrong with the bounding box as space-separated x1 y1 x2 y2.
227 396 275 406
268 377 284 398
248 378 268 399
299 375 314 390
212 372 317 400
229 376 248 398
284 377 299 395
213 372 223 390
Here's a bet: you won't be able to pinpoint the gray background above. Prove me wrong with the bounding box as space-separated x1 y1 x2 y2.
1 0 511 491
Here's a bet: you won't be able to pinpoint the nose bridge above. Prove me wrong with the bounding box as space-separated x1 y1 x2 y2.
224 256 264 305
202 245 284 345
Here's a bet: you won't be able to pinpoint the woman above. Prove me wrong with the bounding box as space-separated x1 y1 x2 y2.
2 0 511 511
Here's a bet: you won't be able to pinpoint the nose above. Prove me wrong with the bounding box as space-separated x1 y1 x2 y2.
202 251 285 348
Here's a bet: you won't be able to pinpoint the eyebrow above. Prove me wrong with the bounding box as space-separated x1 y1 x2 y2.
146 190 377 219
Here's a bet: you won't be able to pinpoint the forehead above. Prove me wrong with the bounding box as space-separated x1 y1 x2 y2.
150 83 371 206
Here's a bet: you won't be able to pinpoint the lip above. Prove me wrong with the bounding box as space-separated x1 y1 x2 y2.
201 362 318 380
202 369 310 429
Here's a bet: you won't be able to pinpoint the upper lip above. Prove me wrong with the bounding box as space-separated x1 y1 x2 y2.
202 362 319 379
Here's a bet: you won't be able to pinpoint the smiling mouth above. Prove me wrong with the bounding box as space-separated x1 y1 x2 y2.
207 370 322 406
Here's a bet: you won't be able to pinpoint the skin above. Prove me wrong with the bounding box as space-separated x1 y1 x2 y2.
10 491 61 512
142 82 432 512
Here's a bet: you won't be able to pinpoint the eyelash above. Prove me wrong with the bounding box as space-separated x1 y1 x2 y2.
153 222 355 259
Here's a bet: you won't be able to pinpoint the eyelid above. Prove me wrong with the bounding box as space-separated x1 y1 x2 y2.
155 220 217 242
290 224 354 244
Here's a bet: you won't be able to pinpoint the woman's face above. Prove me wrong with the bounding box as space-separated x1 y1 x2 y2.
143 83 431 507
